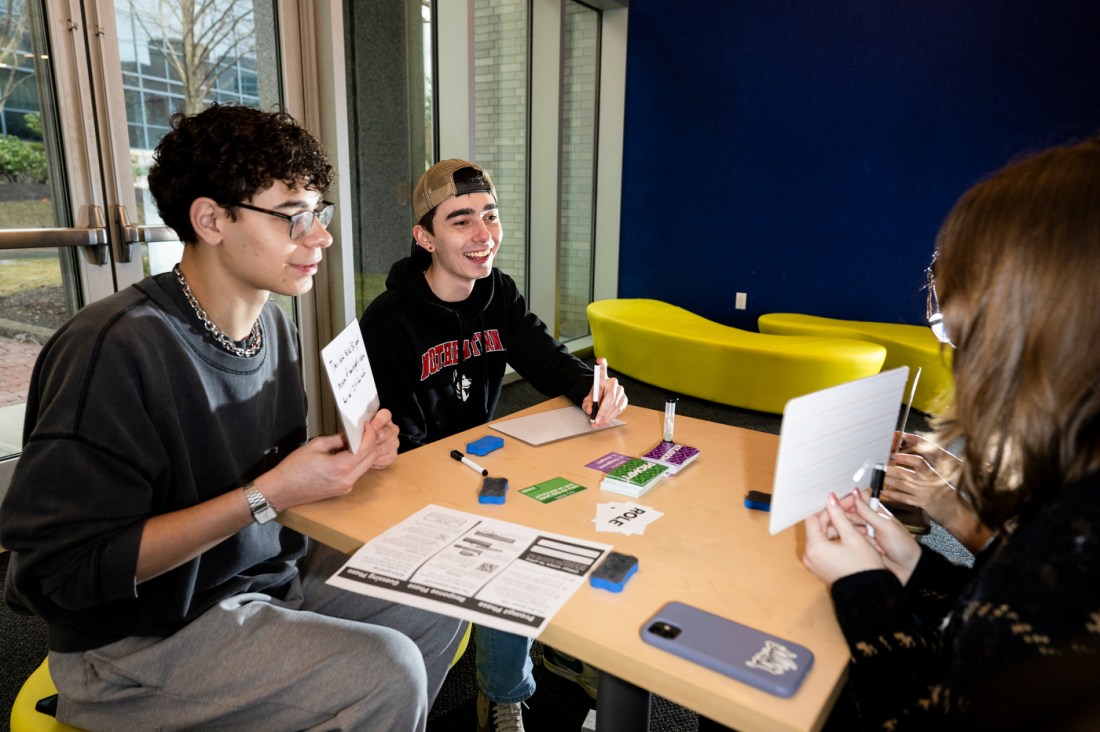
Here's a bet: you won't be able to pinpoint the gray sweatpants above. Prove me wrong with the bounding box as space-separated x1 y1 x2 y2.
49 541 467 731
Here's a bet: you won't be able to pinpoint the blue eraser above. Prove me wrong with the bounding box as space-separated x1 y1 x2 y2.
467 435 504 456
744 491 772 512
478 477 508 504
589 552 638 592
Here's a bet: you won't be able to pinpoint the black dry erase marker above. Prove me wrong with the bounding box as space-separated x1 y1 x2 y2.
870 463 886 507
450 449 488 476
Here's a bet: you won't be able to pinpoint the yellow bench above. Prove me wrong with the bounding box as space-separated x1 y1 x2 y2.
757 313 953 413
587 299 887 414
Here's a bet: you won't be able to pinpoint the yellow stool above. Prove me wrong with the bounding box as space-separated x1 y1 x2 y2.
451 622 472 666
10 659 83 732
12 626 468 732
758 312 954 413
588 299 887 414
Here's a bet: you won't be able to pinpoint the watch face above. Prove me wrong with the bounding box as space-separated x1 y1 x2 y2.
244 484 278 524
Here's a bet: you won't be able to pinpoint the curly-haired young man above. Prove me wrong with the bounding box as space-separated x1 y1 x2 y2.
1 104 466 731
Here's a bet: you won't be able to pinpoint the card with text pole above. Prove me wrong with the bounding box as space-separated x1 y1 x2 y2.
768 367 909 534
321 320 379 454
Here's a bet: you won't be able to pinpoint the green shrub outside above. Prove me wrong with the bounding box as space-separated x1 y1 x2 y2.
0 134 47 184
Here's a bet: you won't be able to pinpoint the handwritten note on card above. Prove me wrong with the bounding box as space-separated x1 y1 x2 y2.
321 320 379 453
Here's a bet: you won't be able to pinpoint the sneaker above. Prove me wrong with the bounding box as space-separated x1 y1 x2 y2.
476 689 526 732
541 646 599 699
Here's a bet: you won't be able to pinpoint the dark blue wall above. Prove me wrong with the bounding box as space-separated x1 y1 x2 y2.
618 1 1100 329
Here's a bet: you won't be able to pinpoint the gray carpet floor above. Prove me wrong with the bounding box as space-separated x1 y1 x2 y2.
1 362 969 731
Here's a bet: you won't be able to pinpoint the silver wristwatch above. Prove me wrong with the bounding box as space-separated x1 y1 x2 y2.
242 482 278 524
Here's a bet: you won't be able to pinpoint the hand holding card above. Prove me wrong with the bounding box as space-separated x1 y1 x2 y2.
321 320 380 453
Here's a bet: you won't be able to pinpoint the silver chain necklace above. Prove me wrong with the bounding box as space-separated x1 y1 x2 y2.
174 264 263 358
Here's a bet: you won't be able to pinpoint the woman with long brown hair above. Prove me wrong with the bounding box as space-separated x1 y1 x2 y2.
803 137 1100 730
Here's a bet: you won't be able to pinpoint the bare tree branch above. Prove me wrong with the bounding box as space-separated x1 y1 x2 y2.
127 0 255 115
0 0 33 119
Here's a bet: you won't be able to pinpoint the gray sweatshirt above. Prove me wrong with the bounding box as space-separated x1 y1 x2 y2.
1 273 308 652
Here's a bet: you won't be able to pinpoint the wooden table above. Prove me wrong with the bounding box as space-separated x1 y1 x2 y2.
281 398 849 732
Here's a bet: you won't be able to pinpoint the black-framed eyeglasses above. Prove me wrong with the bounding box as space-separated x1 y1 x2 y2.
925 263 953 346
232 200 335 240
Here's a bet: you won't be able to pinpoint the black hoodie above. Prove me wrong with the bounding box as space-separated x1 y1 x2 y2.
360 252 593 452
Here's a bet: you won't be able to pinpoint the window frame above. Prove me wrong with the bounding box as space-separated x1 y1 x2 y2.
428 0 624 347
297 0 627 435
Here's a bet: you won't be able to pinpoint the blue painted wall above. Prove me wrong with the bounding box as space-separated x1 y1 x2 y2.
618 1 1100 329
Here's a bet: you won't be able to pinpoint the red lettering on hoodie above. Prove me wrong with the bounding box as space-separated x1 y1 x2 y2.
484 329 504 352
419 342 453 381
419 332 502 382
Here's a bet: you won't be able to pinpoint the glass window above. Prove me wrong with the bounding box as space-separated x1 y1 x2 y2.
473 0 529 295
0 0 80 464
0 1 36 136
114 0 272 277
343 0 622 347
345 0 435 314
559 1 599 340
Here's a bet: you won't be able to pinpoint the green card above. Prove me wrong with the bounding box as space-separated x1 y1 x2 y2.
520 477 587 504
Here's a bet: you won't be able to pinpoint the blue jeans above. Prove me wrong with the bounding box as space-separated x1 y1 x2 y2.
475 625 536 703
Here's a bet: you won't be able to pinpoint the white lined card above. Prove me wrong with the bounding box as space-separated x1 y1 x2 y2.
768 367 909 534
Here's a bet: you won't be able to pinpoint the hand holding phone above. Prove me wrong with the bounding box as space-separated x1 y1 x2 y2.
880 499 932 534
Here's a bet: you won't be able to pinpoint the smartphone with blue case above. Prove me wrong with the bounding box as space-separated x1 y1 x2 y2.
640 601 814 697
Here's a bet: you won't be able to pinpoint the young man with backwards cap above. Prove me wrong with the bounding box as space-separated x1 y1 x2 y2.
360 159 628 731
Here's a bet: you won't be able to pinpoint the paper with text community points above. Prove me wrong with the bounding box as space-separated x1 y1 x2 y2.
769 367 909 535
327 505 612 637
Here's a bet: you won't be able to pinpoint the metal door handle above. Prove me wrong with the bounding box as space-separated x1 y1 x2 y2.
116 205 179 263
0 205 109 265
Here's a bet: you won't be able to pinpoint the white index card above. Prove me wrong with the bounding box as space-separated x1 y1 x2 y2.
768 367 909 534
321 320 379 453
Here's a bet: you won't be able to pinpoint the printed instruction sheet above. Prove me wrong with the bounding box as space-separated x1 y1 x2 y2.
327 505 612 637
